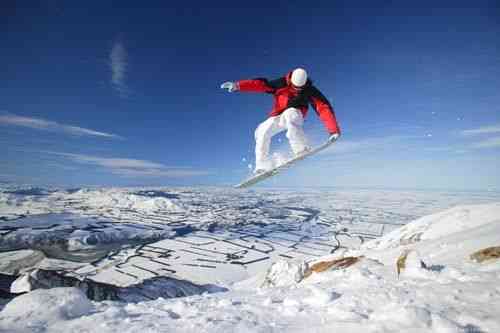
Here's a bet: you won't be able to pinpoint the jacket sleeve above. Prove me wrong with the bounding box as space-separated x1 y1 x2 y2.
309 87 341 135
237 77 285 94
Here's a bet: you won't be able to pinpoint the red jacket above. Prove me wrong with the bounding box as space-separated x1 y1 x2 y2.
237 72 340 134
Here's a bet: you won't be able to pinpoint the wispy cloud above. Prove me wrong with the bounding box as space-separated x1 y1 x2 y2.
47 151 211 178
471 137 500 149
109 40 129 97
0 114 123 139
320 135 422 155
459 124 500 149
461 125 500 136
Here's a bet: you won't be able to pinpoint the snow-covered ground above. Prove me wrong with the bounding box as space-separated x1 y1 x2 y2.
1 200 499 332
1 186 500 332
2 186 498 253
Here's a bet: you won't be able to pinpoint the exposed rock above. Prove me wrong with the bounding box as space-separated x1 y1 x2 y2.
0 273 22 299
11 269 216 302
397 249 428 278
470 246 500 263
396 250 410 276
261 256 364 287
304 256 363 278
0 289 19 299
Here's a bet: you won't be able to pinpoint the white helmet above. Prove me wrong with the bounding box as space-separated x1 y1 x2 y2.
291 68 308 87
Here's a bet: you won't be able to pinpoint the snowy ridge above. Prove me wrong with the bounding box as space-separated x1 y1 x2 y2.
362 202 500 251
65 188 185 213
1 202 499 332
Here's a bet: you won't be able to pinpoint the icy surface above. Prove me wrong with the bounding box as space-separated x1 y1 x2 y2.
1 201 500 332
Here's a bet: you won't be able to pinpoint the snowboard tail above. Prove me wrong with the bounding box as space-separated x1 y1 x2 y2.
235 140 336 189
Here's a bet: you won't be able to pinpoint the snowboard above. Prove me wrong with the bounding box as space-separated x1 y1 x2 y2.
235 139 337 189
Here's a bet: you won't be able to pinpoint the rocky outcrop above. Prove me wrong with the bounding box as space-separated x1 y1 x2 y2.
0 273 21 299
304 256 363 278
11 269 220 302
0 250 45 275
262 256 364 287
470 246 500 263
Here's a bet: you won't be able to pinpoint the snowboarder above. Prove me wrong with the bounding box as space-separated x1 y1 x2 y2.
221 68 340 173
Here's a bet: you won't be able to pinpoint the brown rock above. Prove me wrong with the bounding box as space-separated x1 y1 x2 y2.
396 249 410 277
470 246 500 263
396 249 428 278
304 256 363 279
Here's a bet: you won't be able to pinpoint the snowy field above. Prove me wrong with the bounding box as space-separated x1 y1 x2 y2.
0 186 500 332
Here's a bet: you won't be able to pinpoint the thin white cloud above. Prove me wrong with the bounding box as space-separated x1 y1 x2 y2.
461 125 500 136
110 168 210 178
320 135 421 155
45 163 79 171
46 151 211 178
471 137 500 149
0 114 123 139
110 40 128 97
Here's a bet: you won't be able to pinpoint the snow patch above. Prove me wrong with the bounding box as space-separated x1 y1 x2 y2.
262 260 308 287
0 288 93 330
10 274 32 293
303 286 339 307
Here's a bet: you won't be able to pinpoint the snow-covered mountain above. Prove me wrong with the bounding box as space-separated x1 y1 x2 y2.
1 187 499 332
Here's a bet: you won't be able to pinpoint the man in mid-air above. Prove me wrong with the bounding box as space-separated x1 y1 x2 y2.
221 68 340 173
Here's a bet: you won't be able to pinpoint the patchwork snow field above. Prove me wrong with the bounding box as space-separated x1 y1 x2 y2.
1 186 500 332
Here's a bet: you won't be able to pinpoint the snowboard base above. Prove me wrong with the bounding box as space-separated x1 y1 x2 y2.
235 139 337 189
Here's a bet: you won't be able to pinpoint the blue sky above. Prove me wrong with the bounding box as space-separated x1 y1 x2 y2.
1 0 500 190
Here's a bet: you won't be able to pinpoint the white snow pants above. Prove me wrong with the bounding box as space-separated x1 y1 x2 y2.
254 108 309 171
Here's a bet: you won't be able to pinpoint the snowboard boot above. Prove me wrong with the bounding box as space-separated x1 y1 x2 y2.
294 146 311 157
253 168 267 175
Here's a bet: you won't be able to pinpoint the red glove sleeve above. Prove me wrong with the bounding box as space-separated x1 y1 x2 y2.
310 95 340 135
237 79 274 93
